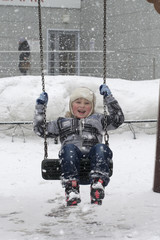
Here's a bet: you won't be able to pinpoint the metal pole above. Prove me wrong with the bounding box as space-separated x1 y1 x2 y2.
153 85 160 193
146 0 160 193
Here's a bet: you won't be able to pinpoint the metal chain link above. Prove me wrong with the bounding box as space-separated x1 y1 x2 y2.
38 0 48 159
103 0 107 85
103 0 109 145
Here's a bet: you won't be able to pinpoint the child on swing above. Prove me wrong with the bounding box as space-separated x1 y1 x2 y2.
34 84 124 206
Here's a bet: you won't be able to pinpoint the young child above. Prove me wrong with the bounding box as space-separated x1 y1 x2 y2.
34 84 124 206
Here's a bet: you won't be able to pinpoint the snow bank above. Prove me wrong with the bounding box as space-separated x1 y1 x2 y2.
0 75 159 122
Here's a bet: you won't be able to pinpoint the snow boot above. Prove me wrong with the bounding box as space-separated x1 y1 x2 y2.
65 180 81 206
90 178 105 205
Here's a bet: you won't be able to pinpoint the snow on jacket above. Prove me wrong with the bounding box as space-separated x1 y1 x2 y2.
34 95 124 153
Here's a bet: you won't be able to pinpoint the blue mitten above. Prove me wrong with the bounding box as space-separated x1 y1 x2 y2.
36 92 48 105
99 84 112 97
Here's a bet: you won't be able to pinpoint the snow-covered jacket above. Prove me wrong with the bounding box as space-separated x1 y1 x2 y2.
34 95 124 153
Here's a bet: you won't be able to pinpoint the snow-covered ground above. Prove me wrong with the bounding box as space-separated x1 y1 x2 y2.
0 76 160 240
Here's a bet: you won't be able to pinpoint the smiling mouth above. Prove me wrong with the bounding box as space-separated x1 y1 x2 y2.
78 110 86 114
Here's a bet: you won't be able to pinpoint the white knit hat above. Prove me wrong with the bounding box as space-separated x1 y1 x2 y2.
69 87 96 117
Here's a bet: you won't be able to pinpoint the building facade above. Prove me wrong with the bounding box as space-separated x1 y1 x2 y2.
0 0 160 80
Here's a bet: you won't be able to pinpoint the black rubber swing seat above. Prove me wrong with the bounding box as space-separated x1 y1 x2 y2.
41 158 91 184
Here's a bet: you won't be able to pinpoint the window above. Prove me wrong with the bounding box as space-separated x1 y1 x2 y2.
47 30 80 75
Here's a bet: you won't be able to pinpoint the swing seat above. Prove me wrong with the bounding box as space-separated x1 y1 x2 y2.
41 158 91 184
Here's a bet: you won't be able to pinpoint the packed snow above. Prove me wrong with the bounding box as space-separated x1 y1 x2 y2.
0 75 160 240
0 75 158 122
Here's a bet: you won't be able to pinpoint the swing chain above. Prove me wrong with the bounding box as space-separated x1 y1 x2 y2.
38 0 48 159
103 0 109 145
38 0 45 90
103 0 107 85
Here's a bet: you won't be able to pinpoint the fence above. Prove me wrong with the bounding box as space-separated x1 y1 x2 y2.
0 50 158 80
0 50 104 78
0 120 157 143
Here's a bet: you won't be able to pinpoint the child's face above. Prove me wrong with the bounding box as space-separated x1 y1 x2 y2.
72 98 92 119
